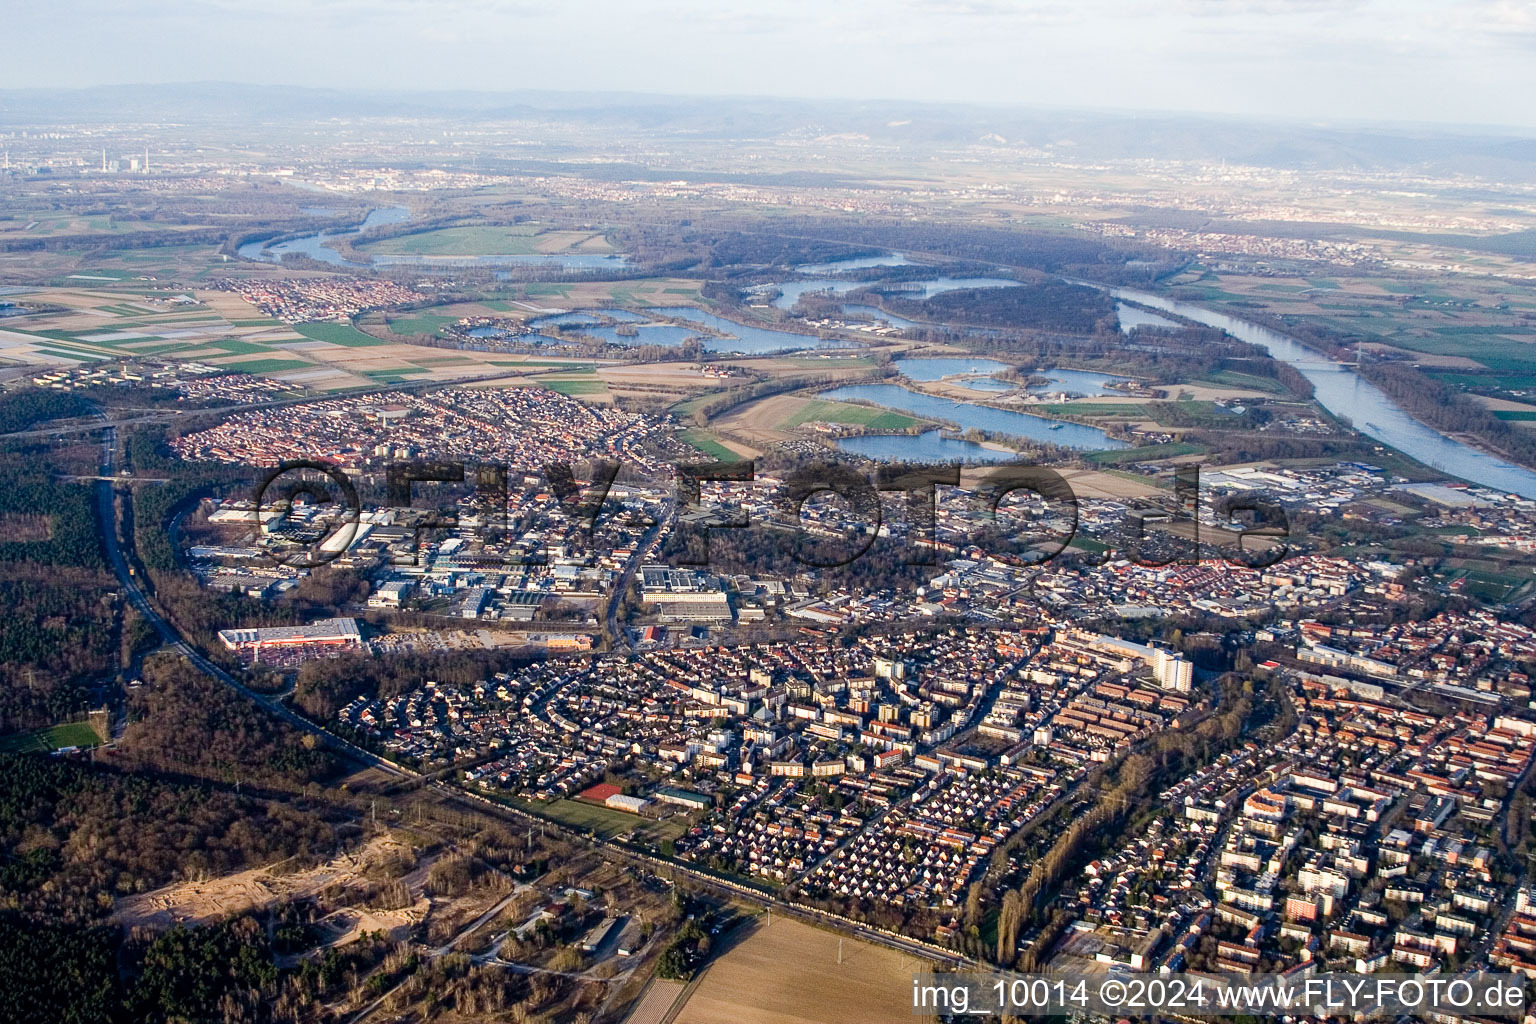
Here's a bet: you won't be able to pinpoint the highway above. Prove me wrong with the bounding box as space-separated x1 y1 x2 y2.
93 425 411 780
90 425 970 972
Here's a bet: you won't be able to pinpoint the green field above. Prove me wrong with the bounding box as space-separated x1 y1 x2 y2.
384 312 459 337
1039 402 1148 417
1199 370 1286 394
782 398 919 431
671 392 722 416
362 225 613 258
0 721 102 754
537 378 607 396
221 358 312 374
296 321 387 347
366 225 540 256
1385 333 1536 372
785 357 876 369
680 429 744 462
204 338 272 356
511 797 687 844
1432 371 1536 391
1437 566 1532 604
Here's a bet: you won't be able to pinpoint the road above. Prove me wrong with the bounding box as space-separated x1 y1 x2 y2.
90 424 971 974
605 506 671 651
93 425 410 780
434 780 974 971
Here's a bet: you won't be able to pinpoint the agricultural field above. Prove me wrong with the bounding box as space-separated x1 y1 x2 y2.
777 397 920 431
1085 441 1207 466
360 225 612 257
0 284 599 389
679 428 751 462
1170 268 1536 390
534 377 610 398
673 917 917 1024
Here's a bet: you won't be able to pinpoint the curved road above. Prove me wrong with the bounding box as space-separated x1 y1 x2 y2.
92 426 969 972
94 425 410 780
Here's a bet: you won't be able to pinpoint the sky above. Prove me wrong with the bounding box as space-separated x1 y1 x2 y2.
6 0 1536 128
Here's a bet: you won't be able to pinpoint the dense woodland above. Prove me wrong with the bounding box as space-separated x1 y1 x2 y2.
1362 361 1536 469
695 216 1174 280
693 231 880 269
118 654 338 788
0 388 96 434
0 446 117 731
0 754 333 924
879 282 1115 334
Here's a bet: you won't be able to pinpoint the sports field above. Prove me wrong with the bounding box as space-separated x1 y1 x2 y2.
509 797 686 845
0 721 102 754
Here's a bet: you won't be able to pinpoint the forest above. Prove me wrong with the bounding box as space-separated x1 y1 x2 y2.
0 753 334 924
700 214 1177 281
1361 361 1536 470
693 231 880 269
878 282 1115 334
117 654 338 789
0 388 95 434
0 445 117 732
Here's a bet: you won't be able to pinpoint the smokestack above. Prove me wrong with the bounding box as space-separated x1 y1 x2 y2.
145 146 149 174
102 148 106 172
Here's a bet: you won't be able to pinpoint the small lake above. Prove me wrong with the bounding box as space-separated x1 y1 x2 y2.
1116 302 1180 333
773 279 869 310
841 304 921 330
1028 368 1138 398
819 383 1126 450
237 206 411 267
581 323 702 348
528 312 604 330
648 307 853 355
835 430 1016 463
895 357 1012 381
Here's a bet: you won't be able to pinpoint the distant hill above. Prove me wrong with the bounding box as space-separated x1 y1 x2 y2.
3 83 1534 182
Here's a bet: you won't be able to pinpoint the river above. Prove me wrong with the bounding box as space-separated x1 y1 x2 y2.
1107 285 1536 497
237 206 411 267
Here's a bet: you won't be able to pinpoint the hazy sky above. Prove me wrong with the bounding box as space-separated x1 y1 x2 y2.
8 0 1536 127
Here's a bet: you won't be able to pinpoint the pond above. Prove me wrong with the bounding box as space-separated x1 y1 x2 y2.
818 383 1126 450
648 307 855 354
835 430 1018 463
